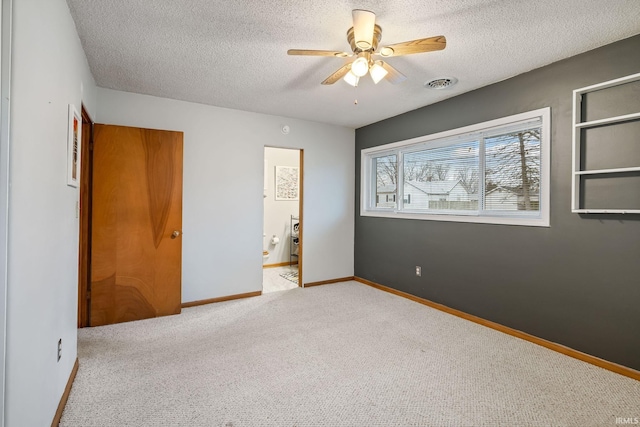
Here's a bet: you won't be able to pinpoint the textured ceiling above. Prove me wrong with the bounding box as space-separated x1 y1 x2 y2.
66 0 640 128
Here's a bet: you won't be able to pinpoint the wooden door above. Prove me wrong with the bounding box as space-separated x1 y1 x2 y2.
90 124 183 326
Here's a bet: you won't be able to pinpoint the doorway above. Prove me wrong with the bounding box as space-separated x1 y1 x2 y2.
262 147 303 293
77 105 93 327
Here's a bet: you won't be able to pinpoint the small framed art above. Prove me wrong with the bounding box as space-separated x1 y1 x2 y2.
275 166 299 201
67 104 81 187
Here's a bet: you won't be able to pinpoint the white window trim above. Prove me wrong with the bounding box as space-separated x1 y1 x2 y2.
360 107 551 227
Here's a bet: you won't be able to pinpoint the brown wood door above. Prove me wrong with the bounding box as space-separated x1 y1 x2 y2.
90 124 183 326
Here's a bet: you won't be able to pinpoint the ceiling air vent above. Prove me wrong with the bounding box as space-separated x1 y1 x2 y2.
424 77 458 90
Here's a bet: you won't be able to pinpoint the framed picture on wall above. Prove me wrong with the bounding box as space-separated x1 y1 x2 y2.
275 166 299 200
67 104 81 187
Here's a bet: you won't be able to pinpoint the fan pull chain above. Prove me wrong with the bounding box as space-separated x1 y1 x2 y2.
354 84 358 105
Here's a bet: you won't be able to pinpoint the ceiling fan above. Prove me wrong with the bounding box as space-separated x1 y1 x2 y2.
288 9 446 87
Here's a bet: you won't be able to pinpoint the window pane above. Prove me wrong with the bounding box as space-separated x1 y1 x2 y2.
403 141 479 211
374 154 397 208
485 127 541 211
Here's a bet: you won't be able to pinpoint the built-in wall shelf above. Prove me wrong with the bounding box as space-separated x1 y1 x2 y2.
574 112 640 129
572 209 640 214
575 166 640 176
571 72 640 214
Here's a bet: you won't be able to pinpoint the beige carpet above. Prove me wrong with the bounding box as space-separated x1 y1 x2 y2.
61 281 639 426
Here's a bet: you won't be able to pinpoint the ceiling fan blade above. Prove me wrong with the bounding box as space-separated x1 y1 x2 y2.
352 9 376 50
321 63 352 85
379 61 407 84
288 49 351 57
379 36 446 57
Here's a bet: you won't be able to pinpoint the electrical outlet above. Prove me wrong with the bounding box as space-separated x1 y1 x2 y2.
416 266 422 277
57 339 62 362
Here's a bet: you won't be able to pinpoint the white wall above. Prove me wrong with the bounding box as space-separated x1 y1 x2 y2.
263 147 299 265
0 1 10 424
96 88 354 301
6 0 96 425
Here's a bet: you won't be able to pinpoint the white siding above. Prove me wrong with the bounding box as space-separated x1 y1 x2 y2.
486 188 518 210
449 183 469 201
403 184 429 209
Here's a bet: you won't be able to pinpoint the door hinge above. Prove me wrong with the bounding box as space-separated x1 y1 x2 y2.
86 291 91 300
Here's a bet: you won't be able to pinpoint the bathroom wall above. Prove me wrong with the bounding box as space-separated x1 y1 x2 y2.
263 147 300 265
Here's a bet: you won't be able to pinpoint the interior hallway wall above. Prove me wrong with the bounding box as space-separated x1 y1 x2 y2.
96 88 354 302
263 147 299 266
6 0 97 425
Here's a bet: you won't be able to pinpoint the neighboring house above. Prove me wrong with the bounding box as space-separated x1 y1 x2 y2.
485 186 518 210
376 184 397 207
377 181 541 212
485 186 540 211
403 180 473 210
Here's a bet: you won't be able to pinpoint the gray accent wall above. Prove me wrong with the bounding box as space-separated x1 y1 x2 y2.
355 35 640 371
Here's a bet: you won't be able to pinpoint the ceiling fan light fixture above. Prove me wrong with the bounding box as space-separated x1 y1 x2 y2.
351 57 369 77
352 9 376 52
289 9 447 89
379 47 394 57
370 61 388 84
343 71 360 87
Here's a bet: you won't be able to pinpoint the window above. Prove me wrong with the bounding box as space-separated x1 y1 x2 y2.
373 153 397 208
361 108 550 227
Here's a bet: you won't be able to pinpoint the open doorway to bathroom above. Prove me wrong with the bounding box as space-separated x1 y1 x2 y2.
262 147 303 293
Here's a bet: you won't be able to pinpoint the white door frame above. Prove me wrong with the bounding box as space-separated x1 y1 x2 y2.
0 0 12 425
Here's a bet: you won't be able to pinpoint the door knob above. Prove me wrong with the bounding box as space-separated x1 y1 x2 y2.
171 230 181 239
